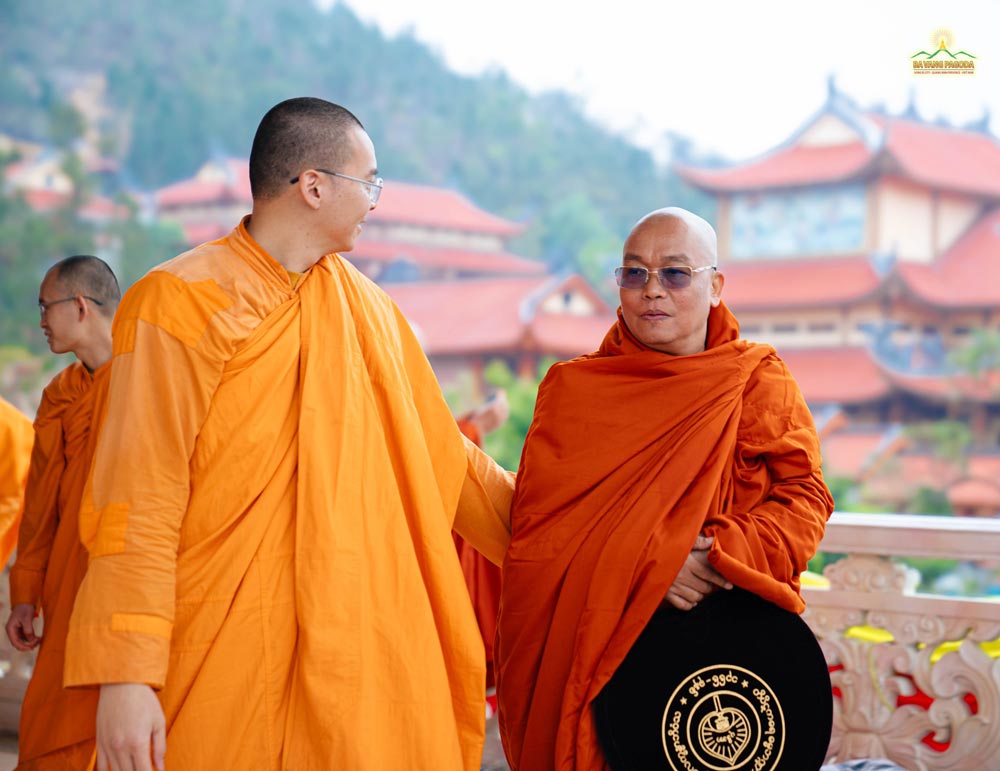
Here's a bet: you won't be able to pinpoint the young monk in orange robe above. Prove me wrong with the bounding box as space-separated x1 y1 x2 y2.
496 208 834 770
6 256 119 771
0 397 34 566
65 98 514 771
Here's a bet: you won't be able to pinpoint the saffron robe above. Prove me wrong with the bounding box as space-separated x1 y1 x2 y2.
65 219 514 770
454 419 503 690
10 362 109 768
0 396 34 566
496 302 833 770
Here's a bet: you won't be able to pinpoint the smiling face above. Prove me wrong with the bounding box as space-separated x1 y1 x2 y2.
618 210 724 356
322 125 379 254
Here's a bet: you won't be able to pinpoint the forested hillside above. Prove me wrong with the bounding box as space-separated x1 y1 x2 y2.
1 0 709 260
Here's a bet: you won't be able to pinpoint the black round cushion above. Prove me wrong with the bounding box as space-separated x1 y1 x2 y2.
593 587 832 771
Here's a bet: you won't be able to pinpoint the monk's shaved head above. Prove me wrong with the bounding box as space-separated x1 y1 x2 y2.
47 255 121 318
629 207 718 265
249 97 365 200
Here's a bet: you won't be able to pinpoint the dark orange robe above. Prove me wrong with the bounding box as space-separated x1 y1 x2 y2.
496 302 833 770
0 396 34 566
10 362 109 769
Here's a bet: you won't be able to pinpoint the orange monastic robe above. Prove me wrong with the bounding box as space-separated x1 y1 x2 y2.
454 419 503 690
0 397 34 566
65 219 513 770
496 303 834 770
10 362 109 769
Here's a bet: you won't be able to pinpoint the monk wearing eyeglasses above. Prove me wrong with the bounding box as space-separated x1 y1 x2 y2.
496 207 833 770
63 97 513 771
5 255 119 770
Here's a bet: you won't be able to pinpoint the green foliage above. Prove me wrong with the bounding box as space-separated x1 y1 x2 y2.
0 187 96 353
907 486 953 515
0 0 713 266
949 328 1000 377
481 358 555 471
904 421 972 465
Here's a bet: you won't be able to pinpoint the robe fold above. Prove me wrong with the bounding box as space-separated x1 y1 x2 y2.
0 397 34 566
496 302 833 771
65 219 514 770
10 361 109 768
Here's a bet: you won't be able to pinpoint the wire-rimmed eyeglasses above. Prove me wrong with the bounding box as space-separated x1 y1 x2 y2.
289 168 384 205
38 296 104 318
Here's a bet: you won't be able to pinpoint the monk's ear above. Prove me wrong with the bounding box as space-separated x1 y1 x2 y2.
293 170 324 211
710 271 724 307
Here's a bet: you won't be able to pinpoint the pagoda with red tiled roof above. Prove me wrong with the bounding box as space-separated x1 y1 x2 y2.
677 81 1000 514
153 161 614 388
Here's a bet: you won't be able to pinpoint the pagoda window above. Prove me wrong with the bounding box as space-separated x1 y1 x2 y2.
807 322 837 333
729 183 866 259
773 323 799 334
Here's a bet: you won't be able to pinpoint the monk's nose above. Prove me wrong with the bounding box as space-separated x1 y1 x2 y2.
643 274 666 298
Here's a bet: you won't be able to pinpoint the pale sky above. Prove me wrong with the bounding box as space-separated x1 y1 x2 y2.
336 0 999 162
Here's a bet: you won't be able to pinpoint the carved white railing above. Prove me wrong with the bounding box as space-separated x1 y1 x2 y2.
2 514 1000 770
804 513 1000 771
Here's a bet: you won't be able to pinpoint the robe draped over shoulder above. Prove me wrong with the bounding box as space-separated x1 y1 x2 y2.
496 302 833 770
66 220 513 770
10 361 109 766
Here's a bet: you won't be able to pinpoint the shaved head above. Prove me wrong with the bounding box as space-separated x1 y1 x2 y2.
629 207 718 265
249 97 365 200
47 255 121 318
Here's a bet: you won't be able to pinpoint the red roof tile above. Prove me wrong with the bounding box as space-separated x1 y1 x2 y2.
873 116 1000 198
679 112 1000 197
529 313 615 358
350 239 544 276
883 368 1000 403
383 276 612 356
677 142 873 191
778 347 890 404
895 207 1000 307
722 255 882 309
78 195 130 222
181 222 231 246
948 477 1000 509
821 429 897 478
369 181 524 236
22 189 71 212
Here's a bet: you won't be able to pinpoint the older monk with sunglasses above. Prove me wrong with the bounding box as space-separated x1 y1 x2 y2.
496 207 834 770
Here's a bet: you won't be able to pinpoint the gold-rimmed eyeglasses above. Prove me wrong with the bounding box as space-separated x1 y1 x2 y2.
614 264 717 291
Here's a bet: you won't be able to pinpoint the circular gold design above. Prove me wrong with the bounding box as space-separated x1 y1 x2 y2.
660 664 785 771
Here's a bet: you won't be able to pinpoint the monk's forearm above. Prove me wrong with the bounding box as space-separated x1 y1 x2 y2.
453 435 514 566
704 475 832 608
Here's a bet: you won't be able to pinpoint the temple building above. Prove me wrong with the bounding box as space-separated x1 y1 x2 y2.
678 84 1000 515
154 162 614 392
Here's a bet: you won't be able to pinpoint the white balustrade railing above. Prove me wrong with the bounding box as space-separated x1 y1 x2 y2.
804 512 1000 771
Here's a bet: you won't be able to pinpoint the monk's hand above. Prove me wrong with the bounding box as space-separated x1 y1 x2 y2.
96 683 167 771
5 603 41 650
663 535 733 611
